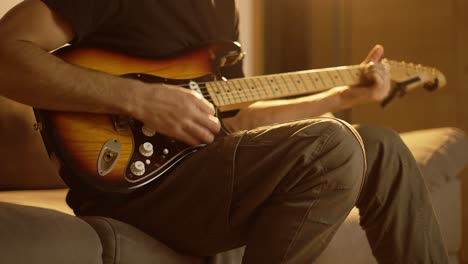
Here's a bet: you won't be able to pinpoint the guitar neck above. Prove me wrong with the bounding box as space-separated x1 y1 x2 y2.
207 65 364 111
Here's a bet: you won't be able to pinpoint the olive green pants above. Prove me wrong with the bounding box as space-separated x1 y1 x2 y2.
76 118 449 263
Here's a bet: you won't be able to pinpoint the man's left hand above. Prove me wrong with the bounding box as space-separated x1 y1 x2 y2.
338 45 391 107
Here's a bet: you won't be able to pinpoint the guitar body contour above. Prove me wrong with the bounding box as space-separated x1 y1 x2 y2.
34 41 243 193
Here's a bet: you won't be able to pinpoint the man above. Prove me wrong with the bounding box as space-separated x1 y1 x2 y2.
0 0 449 263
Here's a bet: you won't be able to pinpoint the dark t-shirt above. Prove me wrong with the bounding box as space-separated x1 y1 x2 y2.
39 0 243 209
41 0 240 58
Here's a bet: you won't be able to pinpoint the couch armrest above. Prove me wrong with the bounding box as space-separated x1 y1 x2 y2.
400 127 468 191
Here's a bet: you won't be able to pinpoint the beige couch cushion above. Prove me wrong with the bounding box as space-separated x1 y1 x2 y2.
0 189 72 214
0 97 65 190
400 127 468 191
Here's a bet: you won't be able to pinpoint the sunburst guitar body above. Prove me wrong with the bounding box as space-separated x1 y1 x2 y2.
34 41 446 194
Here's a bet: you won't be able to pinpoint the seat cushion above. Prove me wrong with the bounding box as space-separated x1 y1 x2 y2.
82 216 203 264
0 202 103 264
0 189 72 214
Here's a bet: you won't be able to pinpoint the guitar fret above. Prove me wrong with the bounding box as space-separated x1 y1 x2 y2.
329 71 340 86
254 77 268 99
279 75 293 96
208 82 223 106
217 81 230 105
335 70 347 86
234 80 246 103
244 79 253 101
297 74 311 93
253 77 268 99
269 76 281 97
242 78 256 101
200 85 213 104
226 80 241 104
264 76 280 97
245 78 259 101
219 81 234 105
348 68 361 82
303 72 318 93
343 69 353 83
342 68 356 85
309 72 326 91
319 71 335 88
289 74 305 94
243 79 256 101
231 79 245 102
286 74 301 95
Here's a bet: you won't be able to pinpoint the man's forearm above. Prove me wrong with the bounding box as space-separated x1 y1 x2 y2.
0 39 137 115
224 87 352 131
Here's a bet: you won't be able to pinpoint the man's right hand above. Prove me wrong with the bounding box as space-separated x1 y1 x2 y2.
129 82 221 146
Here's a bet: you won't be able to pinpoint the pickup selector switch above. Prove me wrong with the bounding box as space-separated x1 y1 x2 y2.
130 161 145 176
139 142 154 157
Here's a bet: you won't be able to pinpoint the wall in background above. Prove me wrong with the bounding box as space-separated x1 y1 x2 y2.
0 0 19 16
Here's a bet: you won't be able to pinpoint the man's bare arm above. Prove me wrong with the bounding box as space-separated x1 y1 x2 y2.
0 0 139 114
224 45 391 131
0 0 220 146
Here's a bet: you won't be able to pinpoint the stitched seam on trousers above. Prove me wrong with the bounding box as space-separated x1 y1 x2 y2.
280 126 339 264
280 170 324 264
227 132 247 232
324 117 368 206
96 216 120 264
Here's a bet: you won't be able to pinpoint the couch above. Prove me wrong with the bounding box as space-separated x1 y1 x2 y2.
1 96 467 264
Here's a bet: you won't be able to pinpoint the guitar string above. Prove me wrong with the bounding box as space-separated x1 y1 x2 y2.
143 62 424 103
177 69 363 103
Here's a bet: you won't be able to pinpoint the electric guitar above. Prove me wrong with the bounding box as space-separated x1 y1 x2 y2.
33 41 446 193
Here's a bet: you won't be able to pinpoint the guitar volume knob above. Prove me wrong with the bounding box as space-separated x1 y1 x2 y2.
139 142 154 157
130 161 145 176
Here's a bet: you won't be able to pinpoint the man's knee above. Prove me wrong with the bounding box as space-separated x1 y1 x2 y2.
299 119 366 199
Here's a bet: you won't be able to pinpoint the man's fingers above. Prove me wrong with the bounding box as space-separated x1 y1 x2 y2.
195 114 221 134
193 91 216 115
180 120 216 145
362 44 384 64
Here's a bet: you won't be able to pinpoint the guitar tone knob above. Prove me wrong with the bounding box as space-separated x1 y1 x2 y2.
139 142 154 157
130 161 145 176
142 126 157 137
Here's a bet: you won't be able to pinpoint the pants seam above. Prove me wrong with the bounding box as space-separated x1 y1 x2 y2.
280 125 340 263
